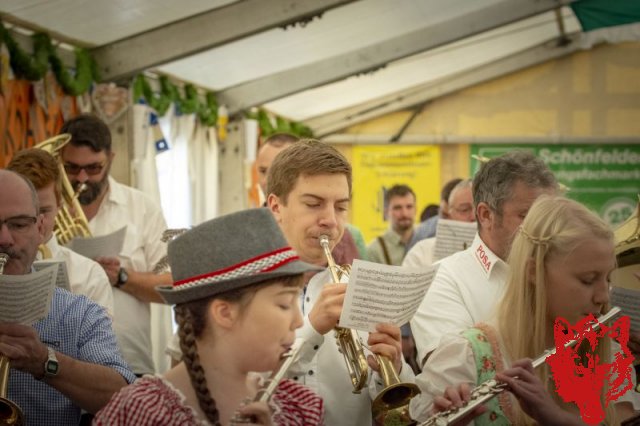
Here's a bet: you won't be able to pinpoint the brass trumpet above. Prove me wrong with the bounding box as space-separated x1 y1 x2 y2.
0 253 26 426
35 134 92 245
319 235 420 426
319 235 369 393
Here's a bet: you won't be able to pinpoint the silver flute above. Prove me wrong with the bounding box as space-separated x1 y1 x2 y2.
419 306 622 426
229 337 305 424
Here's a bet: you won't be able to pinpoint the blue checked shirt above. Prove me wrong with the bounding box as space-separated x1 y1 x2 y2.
8 288 136 426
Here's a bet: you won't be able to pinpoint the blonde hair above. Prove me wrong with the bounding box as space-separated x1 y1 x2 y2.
496 195 616 425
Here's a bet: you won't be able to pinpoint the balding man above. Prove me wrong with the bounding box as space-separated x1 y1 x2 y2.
0 169 134 425
403 179 475 269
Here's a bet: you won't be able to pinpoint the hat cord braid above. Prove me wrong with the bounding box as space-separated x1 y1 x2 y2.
175 305 222 426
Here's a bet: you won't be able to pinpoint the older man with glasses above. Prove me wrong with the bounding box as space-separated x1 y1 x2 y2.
0 169 135 424
403 179 475 269
59 114 172 377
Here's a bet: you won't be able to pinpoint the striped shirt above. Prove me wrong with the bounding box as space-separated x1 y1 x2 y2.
8 288 136 426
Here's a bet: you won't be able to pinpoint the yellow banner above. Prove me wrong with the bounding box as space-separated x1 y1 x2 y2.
352 145 441 244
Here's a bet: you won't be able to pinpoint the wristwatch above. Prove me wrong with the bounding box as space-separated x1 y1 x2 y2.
115 267 129 288
43 346 59 379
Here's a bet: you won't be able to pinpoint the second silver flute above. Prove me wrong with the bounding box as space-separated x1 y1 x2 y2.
419 306 622 426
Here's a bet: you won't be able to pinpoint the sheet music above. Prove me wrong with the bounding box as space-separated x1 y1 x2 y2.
0 267 57 324
67 226 126 259
610 287 640 332
433 219 477 261
339 259 439 333
33 260 71 291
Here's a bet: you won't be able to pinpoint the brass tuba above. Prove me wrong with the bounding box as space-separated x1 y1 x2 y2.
34 134 92 245
0 253 26 425
319 235 420 426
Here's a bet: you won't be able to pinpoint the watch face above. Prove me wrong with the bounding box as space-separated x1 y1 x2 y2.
118 268 128 284
46 360 59 375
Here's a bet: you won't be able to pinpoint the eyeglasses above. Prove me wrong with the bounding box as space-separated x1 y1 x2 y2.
450 204 474 215
0 216 37 234
63 161 107 176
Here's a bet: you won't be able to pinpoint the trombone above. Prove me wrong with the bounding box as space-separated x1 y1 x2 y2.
0 253 26 426
35 134 92 245
319 235 420 426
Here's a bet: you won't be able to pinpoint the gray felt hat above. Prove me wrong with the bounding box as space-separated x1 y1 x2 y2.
156 208 321 304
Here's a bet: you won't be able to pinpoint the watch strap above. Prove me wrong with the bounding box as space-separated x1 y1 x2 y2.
42 346 59 379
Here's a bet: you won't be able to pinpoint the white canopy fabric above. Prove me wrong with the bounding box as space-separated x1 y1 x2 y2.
0 0 628 133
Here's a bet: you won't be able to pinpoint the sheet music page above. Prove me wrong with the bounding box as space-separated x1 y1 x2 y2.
610 287 640 332
339 259 439 333
0 267 57 324
67 226 126 259
33 260 70 291
433 219 477 261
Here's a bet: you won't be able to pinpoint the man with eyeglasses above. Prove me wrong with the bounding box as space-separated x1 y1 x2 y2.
7 148 114 316
59 114 172 377
0 169 135 425
402 179 475 269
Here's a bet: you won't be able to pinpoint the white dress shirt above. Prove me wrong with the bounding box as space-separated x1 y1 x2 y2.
89 177 168 375
402 237 436 269
290 269 415 426
38 236 114 316
411 234 509 364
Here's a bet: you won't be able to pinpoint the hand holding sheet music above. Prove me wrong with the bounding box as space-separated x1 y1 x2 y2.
433 219 477 261
0 267 57 324
611 287 640 332
339 259 438 333
33 260 71 291
67 226 126 259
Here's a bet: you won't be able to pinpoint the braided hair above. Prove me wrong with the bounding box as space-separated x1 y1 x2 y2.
175 302 221 425
174 274 304 424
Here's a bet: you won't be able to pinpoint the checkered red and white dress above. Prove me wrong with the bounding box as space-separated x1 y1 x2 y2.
93 376 324 425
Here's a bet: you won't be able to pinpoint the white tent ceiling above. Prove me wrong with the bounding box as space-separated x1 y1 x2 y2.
1 0 586 135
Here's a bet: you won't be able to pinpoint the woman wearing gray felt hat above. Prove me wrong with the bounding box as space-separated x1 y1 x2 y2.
94 208 324 426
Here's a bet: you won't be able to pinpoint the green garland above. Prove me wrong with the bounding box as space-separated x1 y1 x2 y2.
0 21 98 96
133 74 312 134
132 74 219 126
246 108 313 138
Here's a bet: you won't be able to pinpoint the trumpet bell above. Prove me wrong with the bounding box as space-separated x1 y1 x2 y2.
372 382 420 426
0 397 24 426
371 355 421 426
0 256 25 426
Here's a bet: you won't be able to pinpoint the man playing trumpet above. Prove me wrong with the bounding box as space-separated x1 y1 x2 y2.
0 169 135 425
266 139 414 425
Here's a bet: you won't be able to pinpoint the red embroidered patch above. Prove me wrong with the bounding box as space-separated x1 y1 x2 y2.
546 314 633 425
